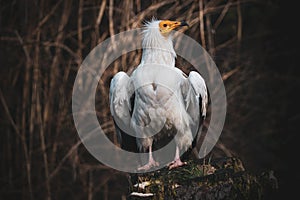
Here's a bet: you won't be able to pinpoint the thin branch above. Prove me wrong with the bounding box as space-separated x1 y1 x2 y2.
49 140 82 180
199 0 206 49
128 0 176 28
215 36 236 51
236 0 243 68
32 0 63 35
0 89 23 140
96 0 107 26
15 30 34 200
213 0 232 30
205 0 214 56
42 42 80 62
237 0 243 44
222 67 240 80
108 0 115 43
77 0 83 63
93 0 107 46
15 31 31 63
88 171 94 200
43 0 72 128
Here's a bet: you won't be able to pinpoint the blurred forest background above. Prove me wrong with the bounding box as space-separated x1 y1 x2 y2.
0 0 298 199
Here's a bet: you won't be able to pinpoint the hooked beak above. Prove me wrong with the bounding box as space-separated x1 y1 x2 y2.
180 20 189 27
170 20 189 30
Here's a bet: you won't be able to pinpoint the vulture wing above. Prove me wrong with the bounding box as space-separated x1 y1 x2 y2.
109 72 137 152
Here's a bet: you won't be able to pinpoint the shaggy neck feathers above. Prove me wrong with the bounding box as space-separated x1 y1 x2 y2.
141 20 176 67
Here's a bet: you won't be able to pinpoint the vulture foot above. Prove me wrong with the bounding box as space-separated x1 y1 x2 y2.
168 159 187 170
138 160 159 171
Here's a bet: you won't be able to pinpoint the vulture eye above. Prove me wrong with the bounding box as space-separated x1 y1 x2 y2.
163 24 167 27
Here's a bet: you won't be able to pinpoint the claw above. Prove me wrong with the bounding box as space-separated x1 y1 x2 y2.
138 160 159 171
168 159 187 170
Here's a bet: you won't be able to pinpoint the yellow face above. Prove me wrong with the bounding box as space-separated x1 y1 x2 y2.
159 20 189 35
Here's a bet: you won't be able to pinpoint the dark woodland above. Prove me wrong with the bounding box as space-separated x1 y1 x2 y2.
0 0 298 199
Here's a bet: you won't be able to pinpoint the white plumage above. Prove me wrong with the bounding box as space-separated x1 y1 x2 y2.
109 19 208 170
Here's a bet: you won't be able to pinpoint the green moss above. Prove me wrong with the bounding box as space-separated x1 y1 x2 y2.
129 157 277 200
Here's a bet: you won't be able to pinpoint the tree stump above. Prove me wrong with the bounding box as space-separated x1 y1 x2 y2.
128 157 278 200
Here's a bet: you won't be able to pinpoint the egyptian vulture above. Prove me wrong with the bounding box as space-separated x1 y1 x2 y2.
109 19 208 170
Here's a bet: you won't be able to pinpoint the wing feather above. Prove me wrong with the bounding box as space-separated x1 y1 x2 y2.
186 71 208 118
181 71 208 148
109 72 135 145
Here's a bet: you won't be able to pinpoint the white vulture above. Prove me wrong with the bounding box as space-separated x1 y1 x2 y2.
109 19 208 170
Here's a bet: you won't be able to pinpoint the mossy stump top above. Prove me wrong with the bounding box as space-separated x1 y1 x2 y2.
128 157 278 200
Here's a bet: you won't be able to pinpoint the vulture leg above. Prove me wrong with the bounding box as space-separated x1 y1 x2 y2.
168 146 187 169
138 145 159 171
